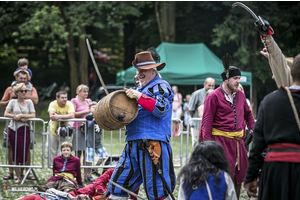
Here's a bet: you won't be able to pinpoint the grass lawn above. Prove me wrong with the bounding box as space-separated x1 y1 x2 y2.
0 110 249 199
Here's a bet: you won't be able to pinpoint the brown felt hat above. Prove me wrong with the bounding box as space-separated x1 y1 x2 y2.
132 51 166 71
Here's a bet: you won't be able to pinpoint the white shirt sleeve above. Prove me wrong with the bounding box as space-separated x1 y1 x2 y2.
224 172 237 200
178 177 186 200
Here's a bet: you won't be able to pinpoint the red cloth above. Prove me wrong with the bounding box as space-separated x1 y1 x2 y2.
69 168 114 199
265 143 300 163
19 195 45 200
69 168 139 200
46 155 83 187
8 126 30 163
137 93 156 112
260 26 274 40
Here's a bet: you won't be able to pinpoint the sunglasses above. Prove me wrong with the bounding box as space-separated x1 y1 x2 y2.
19 90 27 93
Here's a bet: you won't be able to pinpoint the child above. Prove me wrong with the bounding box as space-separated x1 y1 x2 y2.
13 58 32 83
84 101 108 182
44 141 83 192
178 141 237 200
183 94 191 129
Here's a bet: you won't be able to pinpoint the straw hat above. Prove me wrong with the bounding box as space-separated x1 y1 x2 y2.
132 51 166 71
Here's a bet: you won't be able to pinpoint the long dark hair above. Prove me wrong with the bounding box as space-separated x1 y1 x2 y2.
178 141 231 190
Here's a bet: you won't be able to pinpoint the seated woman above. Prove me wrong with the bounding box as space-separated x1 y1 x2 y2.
44 142 83 192
4 83 36 184
178 141 237 200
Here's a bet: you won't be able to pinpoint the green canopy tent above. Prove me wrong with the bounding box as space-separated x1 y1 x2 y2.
116 42 252 98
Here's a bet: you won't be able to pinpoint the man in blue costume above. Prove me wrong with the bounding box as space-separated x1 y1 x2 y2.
107 51 176 200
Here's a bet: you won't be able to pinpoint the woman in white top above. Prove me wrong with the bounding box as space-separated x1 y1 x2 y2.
4 83 35 184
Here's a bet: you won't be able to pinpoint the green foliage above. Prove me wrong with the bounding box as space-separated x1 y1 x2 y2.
0 49 18 93
1 1 300 105
211 1 300 104
0 44 17 58
17 5 67 52
100 1 146 27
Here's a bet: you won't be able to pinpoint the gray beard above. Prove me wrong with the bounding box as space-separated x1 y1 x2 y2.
139 81 145 87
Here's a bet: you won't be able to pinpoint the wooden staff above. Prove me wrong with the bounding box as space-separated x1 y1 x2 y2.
86 38 109 95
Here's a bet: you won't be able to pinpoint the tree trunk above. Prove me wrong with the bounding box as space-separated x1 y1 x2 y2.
155 2 163 42
79 26 89 86
123 21 135 70
157 1 176 42
66 35 78 98
59 2 78 98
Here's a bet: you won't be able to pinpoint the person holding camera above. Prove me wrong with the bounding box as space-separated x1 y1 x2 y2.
83 101 108 183
48 90 75 166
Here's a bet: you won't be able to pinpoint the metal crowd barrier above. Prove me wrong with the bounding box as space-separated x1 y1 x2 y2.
0 116 199 185
47 117 255 169
46 118 123 170
0 114 254 187
0 117 47 184
47 118 194 169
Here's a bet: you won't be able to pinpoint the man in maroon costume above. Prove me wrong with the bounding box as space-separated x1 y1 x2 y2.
201 56 255 199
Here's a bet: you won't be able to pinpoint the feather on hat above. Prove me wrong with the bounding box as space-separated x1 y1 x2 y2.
220 54 241 81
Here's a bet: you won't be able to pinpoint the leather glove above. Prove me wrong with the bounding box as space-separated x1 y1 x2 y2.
255 16 270 35
85 113 93 120
244 130 253 146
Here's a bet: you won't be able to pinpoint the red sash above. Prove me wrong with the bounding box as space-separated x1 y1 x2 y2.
264 143 300 163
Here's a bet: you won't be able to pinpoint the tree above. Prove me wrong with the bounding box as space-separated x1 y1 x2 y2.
155 1 176 42
99 1 153 69
211 1 300 116
14 2 103 97
14 2 150 96
1 1 299 105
